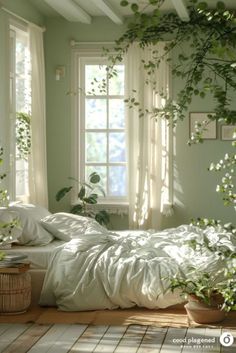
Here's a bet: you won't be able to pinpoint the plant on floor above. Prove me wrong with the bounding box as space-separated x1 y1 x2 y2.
100 0 236 211
169 265 236 309
167 269 236 323
166 233 236 322
56 172 110 227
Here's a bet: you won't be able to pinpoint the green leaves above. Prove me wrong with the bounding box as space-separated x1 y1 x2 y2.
197 2 208 11
16 112 31 161
120 0 128 6
78 186 86 200
70 204 83 214
56 186 73 201
95 210 110 226
131 3 139 13
56 172 110 226
89 172 100 184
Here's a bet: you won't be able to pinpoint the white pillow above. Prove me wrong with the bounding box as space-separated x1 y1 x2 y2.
40 212 106 241
8 203 54 246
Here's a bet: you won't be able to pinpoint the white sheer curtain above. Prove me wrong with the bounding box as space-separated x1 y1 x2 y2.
0 12 11 196
125 42 173 230
28 25 48 208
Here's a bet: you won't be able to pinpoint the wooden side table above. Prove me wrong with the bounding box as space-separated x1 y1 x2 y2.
0 263 31 314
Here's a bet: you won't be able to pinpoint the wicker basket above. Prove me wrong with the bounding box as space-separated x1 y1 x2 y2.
0 272 31 314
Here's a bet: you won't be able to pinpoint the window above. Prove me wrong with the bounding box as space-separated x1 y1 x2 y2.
77 55 127 203
10 24 31 202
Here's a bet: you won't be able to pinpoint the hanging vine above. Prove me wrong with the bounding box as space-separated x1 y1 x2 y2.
101 0 236 210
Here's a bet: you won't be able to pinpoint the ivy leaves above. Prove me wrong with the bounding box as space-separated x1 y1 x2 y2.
116 0 236 129
16 112 31 160
0 147 8 207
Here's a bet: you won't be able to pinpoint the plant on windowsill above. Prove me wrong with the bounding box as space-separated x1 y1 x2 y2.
56 172 110 227
166 232 236 323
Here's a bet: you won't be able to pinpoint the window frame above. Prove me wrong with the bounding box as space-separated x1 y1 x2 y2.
71 47 128 207
9 21 31 202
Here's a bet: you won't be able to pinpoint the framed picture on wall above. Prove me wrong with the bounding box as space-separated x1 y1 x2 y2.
189 112 217 139
221 125 236 140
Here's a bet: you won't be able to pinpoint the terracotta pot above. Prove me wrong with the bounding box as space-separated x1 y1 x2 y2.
185 303 226 324
188 293 224 308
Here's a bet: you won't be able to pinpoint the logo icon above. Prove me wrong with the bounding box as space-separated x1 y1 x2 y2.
220 332 234 347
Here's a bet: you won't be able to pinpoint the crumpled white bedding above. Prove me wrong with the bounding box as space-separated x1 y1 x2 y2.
39 223 236 311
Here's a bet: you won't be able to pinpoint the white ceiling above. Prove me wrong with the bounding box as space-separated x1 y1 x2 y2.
29 0 236 24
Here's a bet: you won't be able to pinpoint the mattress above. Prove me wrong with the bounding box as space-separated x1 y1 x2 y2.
5 240 64 269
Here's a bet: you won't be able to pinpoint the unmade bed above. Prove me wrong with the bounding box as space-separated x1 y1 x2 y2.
1 203 235 311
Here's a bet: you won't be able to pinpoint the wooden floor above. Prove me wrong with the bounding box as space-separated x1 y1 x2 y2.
0 323 235 353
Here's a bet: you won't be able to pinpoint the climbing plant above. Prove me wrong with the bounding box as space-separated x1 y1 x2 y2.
16 112 31 160
0 147 20 249
0 147 8 207
101 0 236 210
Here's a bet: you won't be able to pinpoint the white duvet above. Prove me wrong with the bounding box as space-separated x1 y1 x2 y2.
39 222 236 311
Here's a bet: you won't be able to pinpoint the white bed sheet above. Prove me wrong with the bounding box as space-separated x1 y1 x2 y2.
5 240 64 269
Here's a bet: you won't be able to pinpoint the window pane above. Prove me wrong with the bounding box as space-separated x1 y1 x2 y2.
85 99 106 129
109 166 126 196
109 132 126 162
15 35 31 113
109 65 124 95
15 159 29 196
13 27 31 201
85 165 107 194
109 99 125 128
86 65 107 95
86 132 107 162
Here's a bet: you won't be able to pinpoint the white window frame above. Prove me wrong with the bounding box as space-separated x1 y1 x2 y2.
71 47 128 210
9 21 30 202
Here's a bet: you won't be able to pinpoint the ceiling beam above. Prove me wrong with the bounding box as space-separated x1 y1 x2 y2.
90 0 123 24
44 0 91 23
171 0 190 22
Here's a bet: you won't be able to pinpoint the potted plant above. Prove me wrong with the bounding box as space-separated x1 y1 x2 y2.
56 172 110 227
168 267 236 323
166 230 236 323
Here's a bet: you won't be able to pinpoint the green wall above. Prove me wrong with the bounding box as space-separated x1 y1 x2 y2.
44 18 128 230
44 17 235 228
0 0 235 228
0 0 44 191
0 0 45 26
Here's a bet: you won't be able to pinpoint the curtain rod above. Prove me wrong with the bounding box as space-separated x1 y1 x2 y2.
70 39 115 47
1 6 46 32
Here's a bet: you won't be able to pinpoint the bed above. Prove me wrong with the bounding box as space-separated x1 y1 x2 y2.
5 241 64 305
1 203 235 311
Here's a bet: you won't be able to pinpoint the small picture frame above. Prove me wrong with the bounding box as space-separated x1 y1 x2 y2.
189 112 217 139
221 125 236 141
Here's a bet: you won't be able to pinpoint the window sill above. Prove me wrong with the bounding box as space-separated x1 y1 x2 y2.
72 202 129 216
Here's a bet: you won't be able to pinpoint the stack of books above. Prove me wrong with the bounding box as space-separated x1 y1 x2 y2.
0 254 30 273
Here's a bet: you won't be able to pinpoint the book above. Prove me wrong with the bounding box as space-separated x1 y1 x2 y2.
3 254 28 262
0 254 28 268
0 262 30 273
